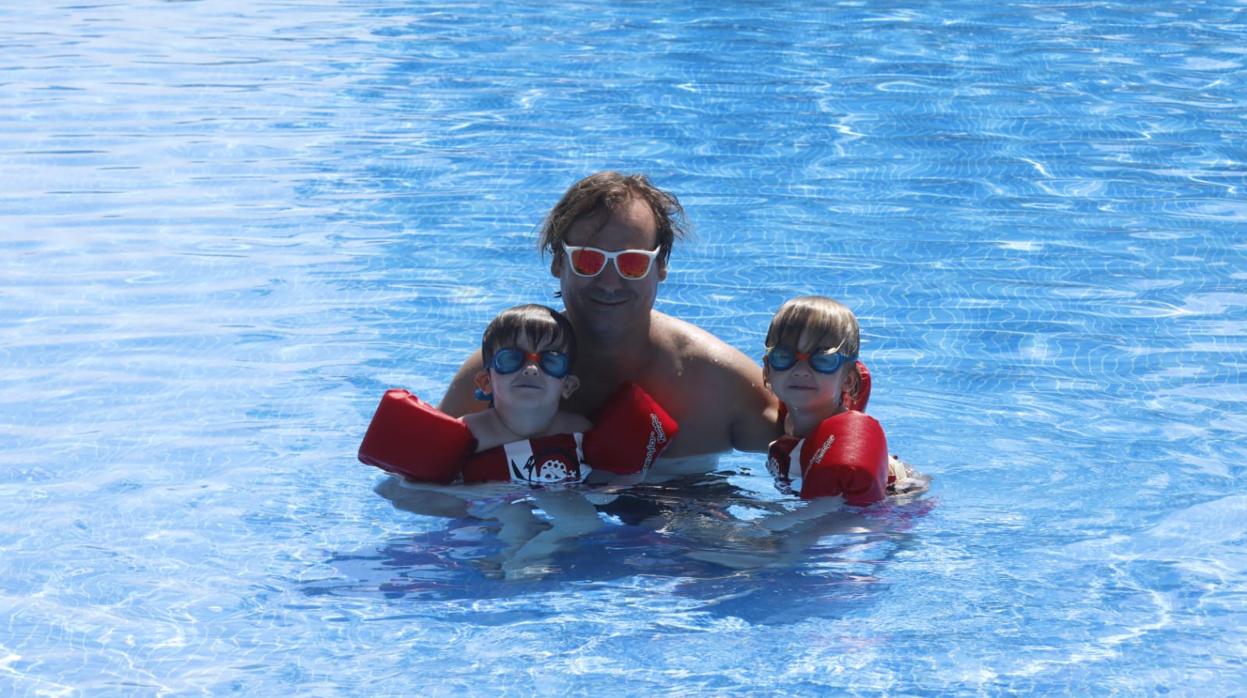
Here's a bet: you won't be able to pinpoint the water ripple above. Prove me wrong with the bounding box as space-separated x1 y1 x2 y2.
3 0 1247 694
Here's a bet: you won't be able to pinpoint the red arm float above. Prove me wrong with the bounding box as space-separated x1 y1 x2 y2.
798 410 889 505
582 381 679 474
462 383 678 483
359 382 678 485
357 389 474 484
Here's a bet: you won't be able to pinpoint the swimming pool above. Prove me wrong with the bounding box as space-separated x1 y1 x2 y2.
3 0 1245 694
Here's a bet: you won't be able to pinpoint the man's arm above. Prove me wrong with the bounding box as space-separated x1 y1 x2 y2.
723 350 783 453
439 351 489 417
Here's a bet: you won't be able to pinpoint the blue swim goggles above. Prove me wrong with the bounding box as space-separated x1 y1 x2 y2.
490 348 571 379
764 346 857 374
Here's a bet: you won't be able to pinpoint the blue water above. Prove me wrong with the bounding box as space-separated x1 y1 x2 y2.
3 0 1246 694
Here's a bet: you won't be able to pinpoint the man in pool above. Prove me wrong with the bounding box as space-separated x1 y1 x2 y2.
440 171 781 475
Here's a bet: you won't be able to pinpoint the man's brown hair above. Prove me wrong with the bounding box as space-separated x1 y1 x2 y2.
538 172 688 266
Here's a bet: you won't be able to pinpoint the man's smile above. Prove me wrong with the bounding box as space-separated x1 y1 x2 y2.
588 295 630 306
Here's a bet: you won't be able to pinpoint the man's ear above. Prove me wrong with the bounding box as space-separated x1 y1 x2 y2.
473 370 491 393
560 375 580 399
655 258 668 282
550 250 563 278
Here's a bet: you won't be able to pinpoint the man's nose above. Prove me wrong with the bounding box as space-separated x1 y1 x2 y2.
594 260 625 290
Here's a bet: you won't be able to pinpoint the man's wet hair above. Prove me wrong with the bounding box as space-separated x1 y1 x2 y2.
538 171 688 266
481 304 578 369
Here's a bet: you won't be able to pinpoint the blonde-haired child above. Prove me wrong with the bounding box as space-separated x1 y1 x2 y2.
762 296 907 504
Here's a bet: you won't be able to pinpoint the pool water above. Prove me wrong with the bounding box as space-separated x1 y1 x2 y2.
3 0 1246 694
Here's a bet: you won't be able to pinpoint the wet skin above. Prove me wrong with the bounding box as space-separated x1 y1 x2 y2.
442 196 780 467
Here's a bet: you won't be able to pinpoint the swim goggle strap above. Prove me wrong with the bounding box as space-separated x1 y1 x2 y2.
563 245 660 280
764 346 858 374
489 348 572 379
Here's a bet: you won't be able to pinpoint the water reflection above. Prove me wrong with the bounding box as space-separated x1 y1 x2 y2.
312 471 934 623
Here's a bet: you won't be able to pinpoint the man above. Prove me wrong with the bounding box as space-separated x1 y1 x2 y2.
440 172 780 474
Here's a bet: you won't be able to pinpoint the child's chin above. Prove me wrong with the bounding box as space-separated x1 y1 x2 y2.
499 389 556 404
781 392 830 409
781 385 821 397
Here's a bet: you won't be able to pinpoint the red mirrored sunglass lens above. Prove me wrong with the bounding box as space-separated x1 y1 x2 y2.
615 252 652 278
570 249 606 275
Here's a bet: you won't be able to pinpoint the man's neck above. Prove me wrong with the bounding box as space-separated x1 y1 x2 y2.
571 310 657 376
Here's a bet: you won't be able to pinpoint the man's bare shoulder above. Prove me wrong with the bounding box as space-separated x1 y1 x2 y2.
649 310 779 454
651 311 764 388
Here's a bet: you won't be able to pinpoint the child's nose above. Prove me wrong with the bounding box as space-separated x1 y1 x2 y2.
520 362 541 375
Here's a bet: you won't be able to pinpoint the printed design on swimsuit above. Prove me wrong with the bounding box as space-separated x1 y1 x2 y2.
765 453 781 478
766 435 804 495
502 434 589 484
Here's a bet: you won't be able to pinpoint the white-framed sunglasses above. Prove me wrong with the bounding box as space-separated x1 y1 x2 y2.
563 245 660 280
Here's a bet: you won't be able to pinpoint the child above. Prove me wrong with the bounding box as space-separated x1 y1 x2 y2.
460 304 594 482
464 305 591 446
761 296 906 504
358 303 677 486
